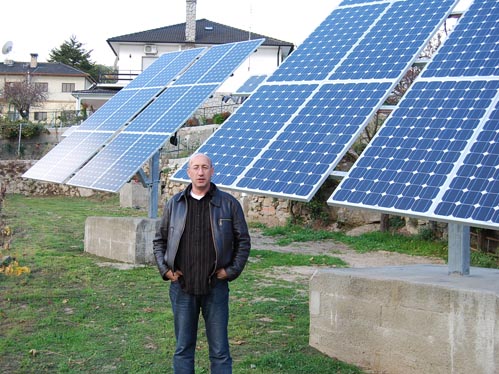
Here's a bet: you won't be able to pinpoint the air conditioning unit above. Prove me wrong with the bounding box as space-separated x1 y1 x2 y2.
144 45 158 55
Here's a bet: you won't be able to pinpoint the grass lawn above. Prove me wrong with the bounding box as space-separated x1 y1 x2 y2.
2 194 496 373
0 194 361 374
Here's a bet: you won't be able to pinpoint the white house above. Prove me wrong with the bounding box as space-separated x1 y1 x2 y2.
74 0 294 113
0 53 94 124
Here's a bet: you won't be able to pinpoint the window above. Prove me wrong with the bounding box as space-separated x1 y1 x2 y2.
35 82 48 92
7 111 19 121
34 112 48 121
62 83 75 92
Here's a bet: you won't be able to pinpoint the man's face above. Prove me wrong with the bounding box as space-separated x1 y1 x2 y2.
187 155 214 191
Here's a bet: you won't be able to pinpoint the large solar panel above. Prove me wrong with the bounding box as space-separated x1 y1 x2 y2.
23 48 205 183
171 0 459 201
328 0 499 230
67 39 264 192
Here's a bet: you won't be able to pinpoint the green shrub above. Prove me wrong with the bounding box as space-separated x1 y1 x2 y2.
0 120 49 140
212 111 231 124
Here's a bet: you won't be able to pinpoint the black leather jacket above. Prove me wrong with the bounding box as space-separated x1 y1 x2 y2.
153 183 251 282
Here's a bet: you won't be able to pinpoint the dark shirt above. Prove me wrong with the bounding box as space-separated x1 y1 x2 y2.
175 190 216 295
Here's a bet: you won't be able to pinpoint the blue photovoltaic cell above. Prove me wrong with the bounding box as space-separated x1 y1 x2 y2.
147 84 218 133
435 100 499 224
68 133 163 191
422 1 499 78
141 48 206 88
91 134 167 192
268 4 387 82
81 49 203 131
75 89 139 131
331 0 457 80
67 133 165 192
340 0 378 5
174 39 263 85
23 87 160 182
22 48 204 184
172 0 458 201
236 75 267 94
329 0 499 229
330 80 499 212
68 39 265 192
65 133 142 188
198 39 263 84
95 88 160 131
174 84 318 185
124 51 182 89
123 86 191 133
235 82 391 197
22 132 111 183
173 44 234 85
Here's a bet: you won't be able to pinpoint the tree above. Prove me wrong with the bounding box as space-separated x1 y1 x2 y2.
48 35 100 81
1 76 48 119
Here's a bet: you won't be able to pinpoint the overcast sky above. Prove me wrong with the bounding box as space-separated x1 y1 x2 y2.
1 0 341 66
1 0 471 67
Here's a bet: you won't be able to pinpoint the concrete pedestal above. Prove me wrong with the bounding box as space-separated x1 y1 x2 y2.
120 181 151 209
309 265 499 374
84 216 160 264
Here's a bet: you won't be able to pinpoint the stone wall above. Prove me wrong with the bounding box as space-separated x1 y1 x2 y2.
0 160 96 197
159 158 380 227
1 157 381 228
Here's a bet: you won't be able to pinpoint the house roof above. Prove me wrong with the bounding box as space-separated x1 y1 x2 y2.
107 18 294 48
73 84 122 96
0 61 91 78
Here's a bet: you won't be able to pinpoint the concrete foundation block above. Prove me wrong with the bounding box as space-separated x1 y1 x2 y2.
119 181 151 209
309 265 499 374
84 216 160 264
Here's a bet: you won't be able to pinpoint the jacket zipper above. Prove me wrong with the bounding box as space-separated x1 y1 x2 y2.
208 202 218 284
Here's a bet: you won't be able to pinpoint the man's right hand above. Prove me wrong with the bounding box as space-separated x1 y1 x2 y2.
166 269 183 281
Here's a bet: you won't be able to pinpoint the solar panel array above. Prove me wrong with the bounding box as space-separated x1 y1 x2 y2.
329 0 499 230
66 39 264 192
171 0 459 201
23 48 206 183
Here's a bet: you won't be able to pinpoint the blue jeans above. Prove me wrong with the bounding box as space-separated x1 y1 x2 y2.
169 279 232 374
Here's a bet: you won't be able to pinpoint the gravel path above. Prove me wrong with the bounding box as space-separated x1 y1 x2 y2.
249 227 444 282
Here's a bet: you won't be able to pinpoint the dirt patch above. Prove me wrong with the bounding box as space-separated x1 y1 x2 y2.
250 228 444 282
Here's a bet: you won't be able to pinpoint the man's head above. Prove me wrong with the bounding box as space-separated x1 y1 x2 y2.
187 153 215 194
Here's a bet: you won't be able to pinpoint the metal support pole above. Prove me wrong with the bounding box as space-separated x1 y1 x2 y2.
148 151 161 219
17 122 22 157
448 223 470 276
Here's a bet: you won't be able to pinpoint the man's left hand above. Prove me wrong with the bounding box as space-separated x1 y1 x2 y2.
216 268 228 279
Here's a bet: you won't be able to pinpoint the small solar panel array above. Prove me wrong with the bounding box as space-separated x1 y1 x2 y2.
23 39 264 191
171 0 459 202
22 48 205 183
329 0 499 230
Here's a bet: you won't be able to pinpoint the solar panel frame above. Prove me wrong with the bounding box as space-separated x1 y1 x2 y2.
22 48 206 183
67 39 265 192
328 0 499 230
171 0 460 202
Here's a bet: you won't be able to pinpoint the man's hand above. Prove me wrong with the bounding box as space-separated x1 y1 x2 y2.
166 269 183 281
216 268 228 280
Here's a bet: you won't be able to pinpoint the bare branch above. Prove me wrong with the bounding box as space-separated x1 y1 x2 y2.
2 76 48 118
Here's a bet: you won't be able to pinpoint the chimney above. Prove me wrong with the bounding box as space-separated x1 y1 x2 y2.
30 53 38 68
185 0 197 43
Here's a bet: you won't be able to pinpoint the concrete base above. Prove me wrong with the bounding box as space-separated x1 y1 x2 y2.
120 181 150 209
84 216 160 264
309 265 499 374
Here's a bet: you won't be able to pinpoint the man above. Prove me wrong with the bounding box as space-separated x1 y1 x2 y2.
153 153 251 374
